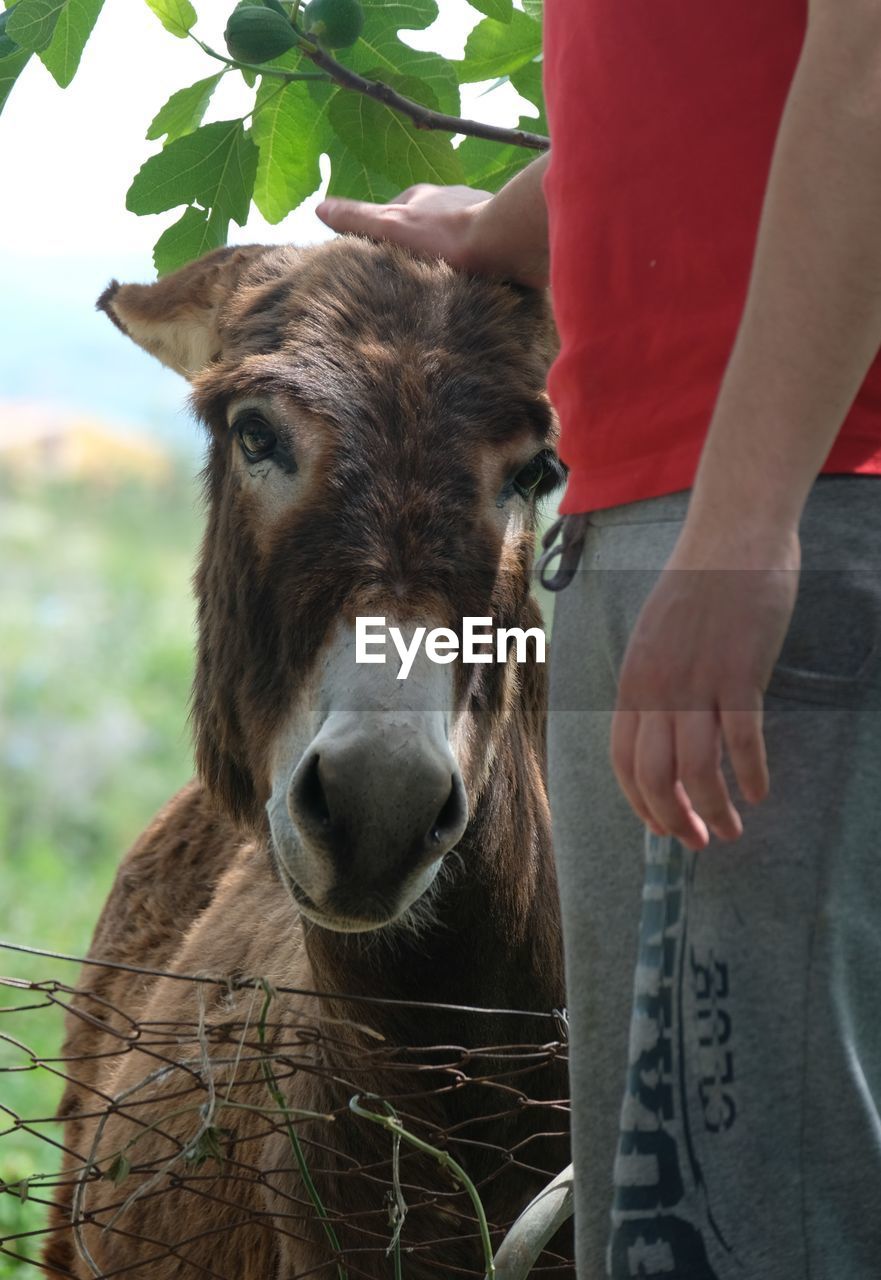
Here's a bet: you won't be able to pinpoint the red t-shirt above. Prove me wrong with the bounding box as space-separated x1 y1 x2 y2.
543 0 881 513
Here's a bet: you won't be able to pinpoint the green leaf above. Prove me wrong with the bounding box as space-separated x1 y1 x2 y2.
6 0 63 52
0 46 31 115
326 141 399 203
127 119 258 224
132 120 258 270
467 0 512 22
104 1153 132 1186
143 0 196 38
509 59 545 132
183 1125 232 1167
147 73 223 144
328 82 463 190
7 0 105 85
521 0 541 19
353 0 436 35
38 0 104 87
457 130 533 193
0 9 20 58
457 10 541 83
252 76 331 223
153 205 226 275
346 0 459 117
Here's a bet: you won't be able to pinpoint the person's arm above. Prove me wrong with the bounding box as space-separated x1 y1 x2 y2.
317 151 550 288
612 0 881 850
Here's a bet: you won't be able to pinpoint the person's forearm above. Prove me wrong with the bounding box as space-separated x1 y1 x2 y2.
463 152 550 287
688 3 881 547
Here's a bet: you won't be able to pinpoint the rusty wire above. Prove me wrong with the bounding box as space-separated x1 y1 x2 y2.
0 944 573 1279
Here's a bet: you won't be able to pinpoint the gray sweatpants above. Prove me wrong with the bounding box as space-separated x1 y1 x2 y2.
547 476 881 1279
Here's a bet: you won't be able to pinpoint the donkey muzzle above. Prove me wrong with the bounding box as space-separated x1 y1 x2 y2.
270 710 468 930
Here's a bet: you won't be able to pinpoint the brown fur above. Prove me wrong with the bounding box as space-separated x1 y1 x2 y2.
43 239 570 1279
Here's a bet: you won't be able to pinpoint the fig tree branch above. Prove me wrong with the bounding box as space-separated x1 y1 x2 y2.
301 40 549 150
195 38 550 152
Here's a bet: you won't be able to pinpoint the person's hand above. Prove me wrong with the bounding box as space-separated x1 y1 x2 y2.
317 183 493 273
611 516 801 850
317 154 550 288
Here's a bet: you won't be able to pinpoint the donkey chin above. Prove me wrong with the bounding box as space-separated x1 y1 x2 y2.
265 623 469 934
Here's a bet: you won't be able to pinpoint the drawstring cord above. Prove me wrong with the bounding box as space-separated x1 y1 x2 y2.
536 513 589 592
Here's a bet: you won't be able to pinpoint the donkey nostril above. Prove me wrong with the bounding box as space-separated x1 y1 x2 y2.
426 773 468 853
296 753 331 829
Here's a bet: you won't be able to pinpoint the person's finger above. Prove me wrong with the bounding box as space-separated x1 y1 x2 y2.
610 710 665 834
720 699 769 805
634 711 709 850
316 197 392 237
674 710 742 842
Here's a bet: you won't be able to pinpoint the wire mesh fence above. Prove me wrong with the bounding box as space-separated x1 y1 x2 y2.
0 942 573 1280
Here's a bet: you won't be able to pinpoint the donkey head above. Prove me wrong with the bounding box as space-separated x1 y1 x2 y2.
100 239 559 932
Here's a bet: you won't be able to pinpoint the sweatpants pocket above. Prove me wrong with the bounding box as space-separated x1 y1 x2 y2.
767 568 881 707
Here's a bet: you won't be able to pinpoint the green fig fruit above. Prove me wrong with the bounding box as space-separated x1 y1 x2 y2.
303 0 364 49
224 5 298 64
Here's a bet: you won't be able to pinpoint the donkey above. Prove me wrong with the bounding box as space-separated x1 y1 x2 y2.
43 238 569 1280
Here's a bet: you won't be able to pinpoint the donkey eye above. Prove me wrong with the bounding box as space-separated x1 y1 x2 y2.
513 450 554 500
236 415 277 462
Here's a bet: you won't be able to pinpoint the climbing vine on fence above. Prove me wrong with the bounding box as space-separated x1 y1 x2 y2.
0 0 547 274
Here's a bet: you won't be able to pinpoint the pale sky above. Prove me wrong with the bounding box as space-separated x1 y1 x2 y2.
1 0 529 257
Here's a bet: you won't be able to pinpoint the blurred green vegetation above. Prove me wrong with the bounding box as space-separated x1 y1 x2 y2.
0 467 202 1277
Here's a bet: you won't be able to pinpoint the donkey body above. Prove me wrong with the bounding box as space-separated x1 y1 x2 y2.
44 240 569 1279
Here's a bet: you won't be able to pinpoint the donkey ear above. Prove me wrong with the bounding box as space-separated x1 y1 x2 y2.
97 244 270 380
